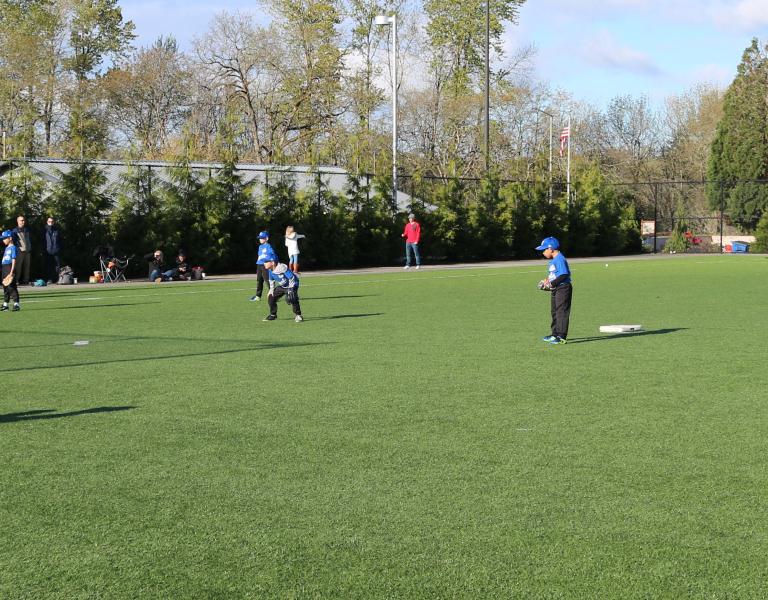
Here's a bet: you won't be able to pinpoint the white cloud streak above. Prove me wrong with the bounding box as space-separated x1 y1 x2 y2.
582 31 663 76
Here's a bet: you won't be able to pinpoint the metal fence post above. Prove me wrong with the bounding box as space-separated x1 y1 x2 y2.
653 182 658 254
719 181 725 254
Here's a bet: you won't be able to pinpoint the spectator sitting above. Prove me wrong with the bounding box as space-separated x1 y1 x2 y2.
160 251 191 281
144 249 165 282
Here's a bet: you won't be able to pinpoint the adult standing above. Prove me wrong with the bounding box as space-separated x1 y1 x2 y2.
12 215 32 284
43 216 63 284
401 213 421 269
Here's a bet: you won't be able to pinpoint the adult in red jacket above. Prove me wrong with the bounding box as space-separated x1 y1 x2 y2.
401 213 421 269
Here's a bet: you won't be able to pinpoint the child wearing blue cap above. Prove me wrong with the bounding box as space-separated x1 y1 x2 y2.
1 230 20 311
261 258 303 322
250 231 278 302
536 236 572 344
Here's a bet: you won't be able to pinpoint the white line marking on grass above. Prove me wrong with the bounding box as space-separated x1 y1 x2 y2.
516 428 531 432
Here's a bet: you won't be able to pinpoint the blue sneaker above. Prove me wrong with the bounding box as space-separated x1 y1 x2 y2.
549 337 567 345
542 335 557 342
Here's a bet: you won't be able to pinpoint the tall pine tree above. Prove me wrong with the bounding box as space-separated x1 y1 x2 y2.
708 38 768 227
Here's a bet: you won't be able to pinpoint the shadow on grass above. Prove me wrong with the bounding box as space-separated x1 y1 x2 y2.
304 294 379 301
0 341 330 373
23 287 141 298
566 328 687 344
0 329 310 350
31 302 160 311
310 313 383 321
0 406 135 424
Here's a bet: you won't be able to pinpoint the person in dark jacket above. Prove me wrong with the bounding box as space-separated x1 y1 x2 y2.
43 216 63 284
160 250 191 281
144 249 165 282
11 215 32 284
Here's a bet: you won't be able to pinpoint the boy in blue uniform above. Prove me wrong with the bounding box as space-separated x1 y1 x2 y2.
536 236 572 344
1 230 21 311
250 231 278 302
261 258 303 322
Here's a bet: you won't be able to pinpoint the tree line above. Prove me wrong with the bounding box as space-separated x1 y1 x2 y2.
0 158 643 277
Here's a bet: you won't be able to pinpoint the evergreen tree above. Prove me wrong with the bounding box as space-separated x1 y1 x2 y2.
346 172 396 266
503 182 553 259
203 160 258 272
753 212 768 253
468 174 509 260
161 160 208 265
0 163 46 227
708 38 768 227
108 165 163 269
46 161 111 276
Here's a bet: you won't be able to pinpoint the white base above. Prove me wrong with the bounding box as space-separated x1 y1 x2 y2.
599 324 643 333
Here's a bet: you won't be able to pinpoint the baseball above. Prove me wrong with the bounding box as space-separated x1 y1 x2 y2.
605 263 608 267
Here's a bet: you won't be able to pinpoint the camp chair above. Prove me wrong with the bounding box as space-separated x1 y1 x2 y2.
105 255 132 282
94 246 114 282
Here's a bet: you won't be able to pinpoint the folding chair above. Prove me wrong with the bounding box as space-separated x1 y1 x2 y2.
107 256 131 282
93 246 114 282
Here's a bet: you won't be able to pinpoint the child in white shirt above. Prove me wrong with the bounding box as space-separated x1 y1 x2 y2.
284 225 306 273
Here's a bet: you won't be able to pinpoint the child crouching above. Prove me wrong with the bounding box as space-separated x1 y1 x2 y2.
262 258 303 322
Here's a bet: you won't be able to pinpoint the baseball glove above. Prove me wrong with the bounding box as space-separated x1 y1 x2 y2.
2 273 13 287
285 288 298 304
537 279 552 291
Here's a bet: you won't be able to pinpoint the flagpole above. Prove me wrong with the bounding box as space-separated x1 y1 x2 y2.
566 114 571 205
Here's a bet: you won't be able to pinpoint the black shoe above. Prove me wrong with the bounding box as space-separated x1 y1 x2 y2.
0 305 8 312
11 304 20 312
262 314 277 321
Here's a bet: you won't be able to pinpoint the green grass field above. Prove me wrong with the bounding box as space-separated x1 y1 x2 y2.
1 256 767 599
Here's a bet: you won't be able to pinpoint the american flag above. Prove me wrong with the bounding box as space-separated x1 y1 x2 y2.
559 126 571 157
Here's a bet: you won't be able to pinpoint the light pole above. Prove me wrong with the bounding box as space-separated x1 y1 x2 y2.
484 0 490 176
374 14 398 210
534 108 553 203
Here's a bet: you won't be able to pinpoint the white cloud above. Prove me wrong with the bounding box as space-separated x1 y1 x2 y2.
582 30 663 76
708 0 768 31
520 0 768 31
688 63 734 86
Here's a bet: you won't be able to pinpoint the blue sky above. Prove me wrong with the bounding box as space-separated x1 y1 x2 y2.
512 0 768 105
119 0 768 107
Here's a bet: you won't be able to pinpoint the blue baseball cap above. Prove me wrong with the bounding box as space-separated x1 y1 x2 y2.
258 231 269 239
535 236 560 251
1 230 12 240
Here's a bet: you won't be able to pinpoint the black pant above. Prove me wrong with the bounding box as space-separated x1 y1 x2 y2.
2 264 19 303
255 264 270 297
268 287 301 316
15 251 30 284
550 283 573 339
45 253 61 283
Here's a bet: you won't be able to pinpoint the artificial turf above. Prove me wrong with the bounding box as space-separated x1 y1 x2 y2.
1 255 766 598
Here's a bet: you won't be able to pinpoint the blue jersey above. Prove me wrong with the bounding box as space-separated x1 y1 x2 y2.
268 265 299 289
547 253 571 284
256 242 278 265
2 244 17 265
